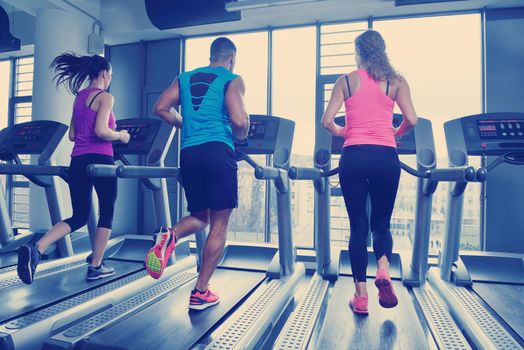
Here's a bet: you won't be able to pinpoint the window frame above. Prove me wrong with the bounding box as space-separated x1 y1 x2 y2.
176 9 488 250
3 55 34 228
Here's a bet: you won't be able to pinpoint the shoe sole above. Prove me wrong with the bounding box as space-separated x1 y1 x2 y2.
189 300 220 311
145 248 165 279
17 245 33 285
375 278 398 308
86 271 116 281
145 235 175 279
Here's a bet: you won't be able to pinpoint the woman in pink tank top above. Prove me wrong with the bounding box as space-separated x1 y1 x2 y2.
322 30 418 314
17 53 131 285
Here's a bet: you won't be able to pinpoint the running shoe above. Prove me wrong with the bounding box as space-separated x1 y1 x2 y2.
189 288 220 310
349 294 369 315
87 262 116 281
375 268 398 308
145 227 176 279
17 243 41 285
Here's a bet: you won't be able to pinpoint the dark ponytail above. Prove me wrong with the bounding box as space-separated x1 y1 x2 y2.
50 52 110 95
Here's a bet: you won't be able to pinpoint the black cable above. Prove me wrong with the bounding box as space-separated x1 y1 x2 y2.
323 164 340 188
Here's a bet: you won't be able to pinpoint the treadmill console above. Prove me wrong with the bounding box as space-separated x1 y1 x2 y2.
331 114 416 155
445 113 524 156
477 119 524 140
234 115 295 169
0 121 67 161
114 118 162 155
234 115 295 155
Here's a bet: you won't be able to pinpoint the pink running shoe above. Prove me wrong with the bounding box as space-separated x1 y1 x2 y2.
349 295 369 315
375 268 398 308
145 227 176 279
189 288 220 310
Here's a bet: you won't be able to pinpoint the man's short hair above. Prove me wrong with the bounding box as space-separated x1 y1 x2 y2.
210 37 237 63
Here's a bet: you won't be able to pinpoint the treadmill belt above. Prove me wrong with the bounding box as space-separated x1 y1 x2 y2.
0 259 142 323
474 282 524 341
0 252 18 272
316 277 429 350
80 269 265 350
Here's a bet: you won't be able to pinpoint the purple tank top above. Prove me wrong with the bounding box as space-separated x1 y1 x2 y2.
71 87 116 157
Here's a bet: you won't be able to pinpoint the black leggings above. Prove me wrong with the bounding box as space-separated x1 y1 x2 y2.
339 145 400 282
63 154 117 232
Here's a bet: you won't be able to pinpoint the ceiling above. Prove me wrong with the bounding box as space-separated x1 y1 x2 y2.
1 0 524 46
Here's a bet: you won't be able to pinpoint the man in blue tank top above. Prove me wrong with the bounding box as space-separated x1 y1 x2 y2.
147 37 250 311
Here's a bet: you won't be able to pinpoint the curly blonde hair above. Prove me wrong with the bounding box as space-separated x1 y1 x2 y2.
355 30 398 82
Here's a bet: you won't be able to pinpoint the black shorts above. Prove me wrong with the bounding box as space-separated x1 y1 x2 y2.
180 141 238 213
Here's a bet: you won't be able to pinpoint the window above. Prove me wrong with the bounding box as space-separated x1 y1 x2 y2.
270 26 316 247
319 21 368 247
0 60 10 130
10 57 34 228
374 14 482 251
184 32 268 242
15 57 34 97
0 60 11 195
320 22 368 75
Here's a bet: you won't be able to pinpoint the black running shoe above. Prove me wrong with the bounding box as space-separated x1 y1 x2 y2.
86 262 116 281
17 243 41 285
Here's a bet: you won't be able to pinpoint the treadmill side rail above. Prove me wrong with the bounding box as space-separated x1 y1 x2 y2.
206 264 306 350
412 284 471 350
45 262 198 350
428 269 522 350
273 273 329 350
3 257 196 350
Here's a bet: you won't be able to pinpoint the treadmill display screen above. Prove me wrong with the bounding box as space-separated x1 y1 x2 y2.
116 123 151 141
3 124 58 154
248 121 266 140
112 119 162 154
13 125 49 140
477 119 524 139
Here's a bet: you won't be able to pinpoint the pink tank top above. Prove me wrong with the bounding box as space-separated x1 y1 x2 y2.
71 87 116 157
343 69 396 148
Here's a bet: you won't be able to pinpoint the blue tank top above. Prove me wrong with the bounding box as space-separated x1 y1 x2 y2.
178 66 239 150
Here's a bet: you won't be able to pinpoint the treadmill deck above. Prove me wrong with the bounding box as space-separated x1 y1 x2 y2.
0 259 143 323
315 276 430 349
474 282 524 343
79 268 266 350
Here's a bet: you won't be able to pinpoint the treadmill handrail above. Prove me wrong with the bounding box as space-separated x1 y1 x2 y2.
87 164 177 191
87 164 119 178
235 151 258 168
236 151 284 180
0 164 69 187
290 163 476 182
288 166 339 180
288 166 320 180
254 165 280 180
116 165 179 179
0 163 67 177
430 166 476 182
399 162 478 182
399 162 430 178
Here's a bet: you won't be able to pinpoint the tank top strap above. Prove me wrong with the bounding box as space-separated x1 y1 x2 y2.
88 90 105 109
76 87 103 109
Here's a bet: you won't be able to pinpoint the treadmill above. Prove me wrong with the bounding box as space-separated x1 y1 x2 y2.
275 114 473 349
428 112 524 349
45 114 306 350
0 121 74 272
0 120 109 283
0 118 196 350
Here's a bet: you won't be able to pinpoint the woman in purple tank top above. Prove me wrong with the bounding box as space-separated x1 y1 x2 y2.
322 31 418 315
17 53 130 284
